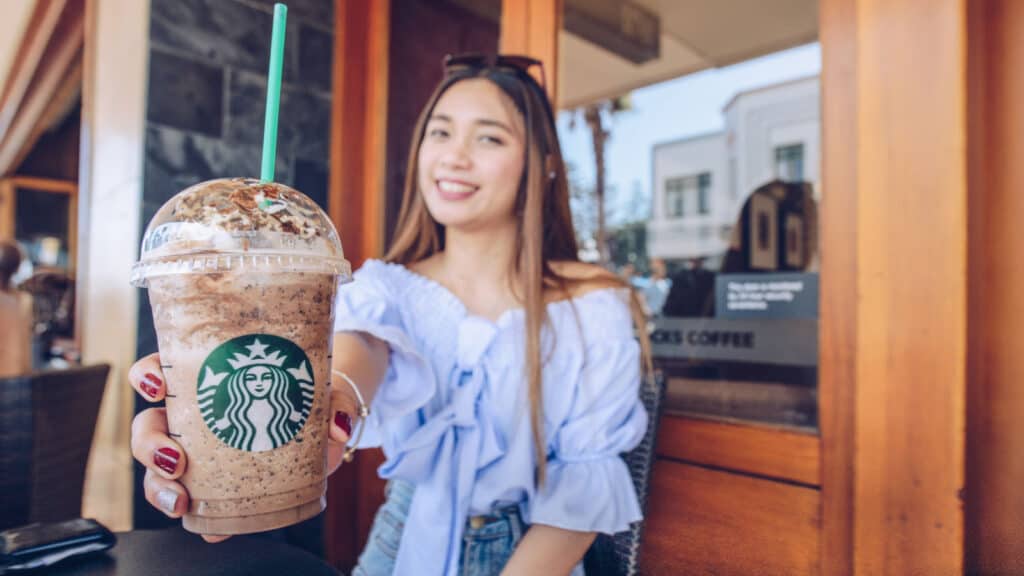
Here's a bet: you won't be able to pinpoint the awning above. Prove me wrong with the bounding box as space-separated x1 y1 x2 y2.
557 0 819 109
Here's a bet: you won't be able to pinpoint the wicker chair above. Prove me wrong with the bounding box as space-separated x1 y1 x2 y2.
583 370 667 575
0 364 110 530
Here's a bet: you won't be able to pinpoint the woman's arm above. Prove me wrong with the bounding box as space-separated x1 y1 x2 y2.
500 524 596 576
326 331 389 473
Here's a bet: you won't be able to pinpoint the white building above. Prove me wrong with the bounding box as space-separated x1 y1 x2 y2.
648 76 820 264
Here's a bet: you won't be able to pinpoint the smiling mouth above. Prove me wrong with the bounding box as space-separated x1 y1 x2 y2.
435 179 479 201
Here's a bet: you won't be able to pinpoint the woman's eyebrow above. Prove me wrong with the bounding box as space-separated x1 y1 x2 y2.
475 118 514 134
428 113 514 135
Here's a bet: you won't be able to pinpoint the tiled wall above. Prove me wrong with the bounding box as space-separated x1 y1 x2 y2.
134 0 334 542
142 0 333 222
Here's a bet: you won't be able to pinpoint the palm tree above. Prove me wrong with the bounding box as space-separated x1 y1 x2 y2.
582 103 609 262
579 94 631 264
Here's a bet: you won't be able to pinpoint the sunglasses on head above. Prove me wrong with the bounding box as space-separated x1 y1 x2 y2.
443 53 547 94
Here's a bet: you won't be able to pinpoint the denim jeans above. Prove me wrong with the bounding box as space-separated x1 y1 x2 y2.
353 480 526 576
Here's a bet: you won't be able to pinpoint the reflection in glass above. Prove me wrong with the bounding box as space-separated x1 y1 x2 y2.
558 36 821 430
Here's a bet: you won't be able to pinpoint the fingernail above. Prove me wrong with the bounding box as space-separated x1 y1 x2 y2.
157 489 178 514
154 447 180 475
140 381 159 398
334 412 351 437
142 373 162 398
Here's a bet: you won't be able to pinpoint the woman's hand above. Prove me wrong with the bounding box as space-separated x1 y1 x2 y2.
326 373 359 475
128 353 230 544
324 331 390 474
129 337 371 541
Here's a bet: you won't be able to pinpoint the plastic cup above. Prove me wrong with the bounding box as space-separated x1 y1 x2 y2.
131 177 351 535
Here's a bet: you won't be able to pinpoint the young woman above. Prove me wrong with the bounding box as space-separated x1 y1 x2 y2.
129 54 650 575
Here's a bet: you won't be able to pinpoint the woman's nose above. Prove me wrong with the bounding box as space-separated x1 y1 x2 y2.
438 141 471 169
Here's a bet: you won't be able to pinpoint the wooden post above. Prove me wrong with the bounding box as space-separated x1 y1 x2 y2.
965 1 1024 573
329 0 389 268
819 0 857 572
325 0 390 569
820 0 967 573
500 0 562 105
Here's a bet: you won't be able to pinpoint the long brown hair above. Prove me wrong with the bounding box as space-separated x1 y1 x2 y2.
385 63 651 485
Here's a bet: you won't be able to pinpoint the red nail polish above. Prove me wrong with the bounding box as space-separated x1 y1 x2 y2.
334 412 352 437
154 447 179 475
140 381 159 398
144 372 163 388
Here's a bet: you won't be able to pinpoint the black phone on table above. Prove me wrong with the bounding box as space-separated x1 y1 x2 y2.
0 518 115 572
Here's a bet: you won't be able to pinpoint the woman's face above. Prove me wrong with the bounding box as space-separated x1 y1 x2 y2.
418 78 526 231
243 366 273 399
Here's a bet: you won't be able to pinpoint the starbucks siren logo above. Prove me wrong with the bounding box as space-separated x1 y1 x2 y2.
198 335 314 452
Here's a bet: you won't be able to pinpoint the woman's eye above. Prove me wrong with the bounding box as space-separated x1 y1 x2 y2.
478 135 504 146
427 128 449 139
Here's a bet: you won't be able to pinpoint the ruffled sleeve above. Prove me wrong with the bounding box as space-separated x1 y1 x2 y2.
332 260 436 453
527 333 648 534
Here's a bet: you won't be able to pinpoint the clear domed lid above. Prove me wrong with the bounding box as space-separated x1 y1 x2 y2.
130 178 350 287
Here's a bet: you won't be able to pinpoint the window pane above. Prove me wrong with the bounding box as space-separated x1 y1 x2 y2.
775 143 805 182
698 173 711 215
15 188 71 269
556 5 820 431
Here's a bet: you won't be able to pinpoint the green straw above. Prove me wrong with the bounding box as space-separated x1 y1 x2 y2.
260 3 288 182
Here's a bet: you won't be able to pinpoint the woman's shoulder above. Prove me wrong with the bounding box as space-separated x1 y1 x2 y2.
548 261 635 335
351 258 460 316
549 260 626 299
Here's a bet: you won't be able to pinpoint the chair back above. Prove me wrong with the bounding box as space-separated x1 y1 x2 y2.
583 370 667 576
0 363 110 530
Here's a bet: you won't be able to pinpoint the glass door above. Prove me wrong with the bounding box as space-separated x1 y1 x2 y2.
553 1 823 573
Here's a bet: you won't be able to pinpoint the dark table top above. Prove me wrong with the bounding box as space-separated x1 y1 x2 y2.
45 527 339 576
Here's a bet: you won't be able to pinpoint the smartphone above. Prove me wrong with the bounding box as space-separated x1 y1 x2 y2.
0 518 116 571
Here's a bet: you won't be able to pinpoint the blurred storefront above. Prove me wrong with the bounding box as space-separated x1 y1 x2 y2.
2 0 1023 574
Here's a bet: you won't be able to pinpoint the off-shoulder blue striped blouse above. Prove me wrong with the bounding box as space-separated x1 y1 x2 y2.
333 259 647 576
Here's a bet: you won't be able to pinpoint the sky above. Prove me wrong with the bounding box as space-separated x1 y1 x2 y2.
556 42 822 227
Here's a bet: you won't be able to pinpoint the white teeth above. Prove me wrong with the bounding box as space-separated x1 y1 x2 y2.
437 180 476 194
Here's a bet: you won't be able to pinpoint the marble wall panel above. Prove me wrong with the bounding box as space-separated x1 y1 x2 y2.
146 50 224 136
225 69 330 165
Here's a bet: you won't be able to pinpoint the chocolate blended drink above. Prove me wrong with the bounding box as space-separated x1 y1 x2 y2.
131 178 350 535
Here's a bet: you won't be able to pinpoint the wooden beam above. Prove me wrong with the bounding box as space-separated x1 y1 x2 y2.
500 0 562 105
819 0 857 572
8 176 77 195
851 0 967 573
965 1 1024 573
325 0 390 569
0 0 84 176
0 180 13 240
364 0 389 261
5 55 83 176
329 0 388 268
656 415 820 487
0 0 67 138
